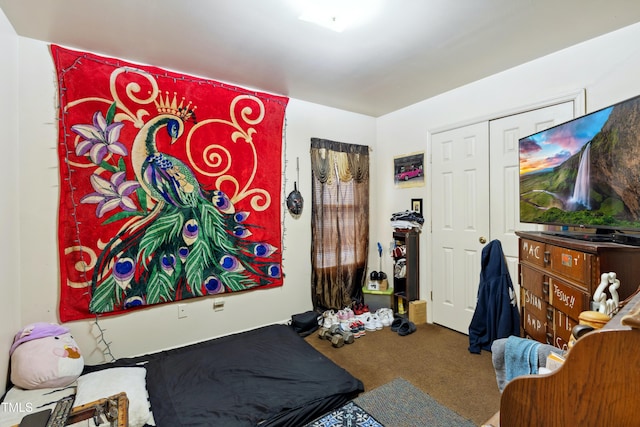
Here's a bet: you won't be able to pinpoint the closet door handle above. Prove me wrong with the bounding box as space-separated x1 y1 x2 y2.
543 251 550 265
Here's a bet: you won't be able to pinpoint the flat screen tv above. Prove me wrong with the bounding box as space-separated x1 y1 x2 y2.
519 94 640 243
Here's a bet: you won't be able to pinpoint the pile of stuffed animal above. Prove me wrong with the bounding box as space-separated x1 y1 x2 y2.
9 322 84 389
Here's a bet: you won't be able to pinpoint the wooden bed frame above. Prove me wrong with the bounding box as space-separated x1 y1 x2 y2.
483 290 640 427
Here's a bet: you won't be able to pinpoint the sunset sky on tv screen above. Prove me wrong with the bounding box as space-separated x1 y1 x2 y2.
519 107 612 175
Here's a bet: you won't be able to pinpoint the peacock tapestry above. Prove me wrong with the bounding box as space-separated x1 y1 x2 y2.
52 45 288 322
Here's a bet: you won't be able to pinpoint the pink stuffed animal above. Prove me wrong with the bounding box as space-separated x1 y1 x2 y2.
10 322 84 389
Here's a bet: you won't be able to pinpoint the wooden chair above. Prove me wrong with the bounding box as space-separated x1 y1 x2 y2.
484 290 640 427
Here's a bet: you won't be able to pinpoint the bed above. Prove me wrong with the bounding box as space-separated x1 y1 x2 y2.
1 324 364 427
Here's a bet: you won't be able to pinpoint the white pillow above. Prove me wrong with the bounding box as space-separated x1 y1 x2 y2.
75 367 153 427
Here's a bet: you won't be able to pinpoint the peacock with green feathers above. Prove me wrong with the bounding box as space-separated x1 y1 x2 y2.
71 93 281 314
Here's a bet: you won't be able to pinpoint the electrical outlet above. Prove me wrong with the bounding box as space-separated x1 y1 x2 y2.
178 304 187 318
213 298 225 312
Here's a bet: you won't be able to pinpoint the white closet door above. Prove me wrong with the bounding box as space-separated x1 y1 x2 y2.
430 95 583 334
431 122 490 334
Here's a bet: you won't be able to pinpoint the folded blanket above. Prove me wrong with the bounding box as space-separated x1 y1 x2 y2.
505 336 539 382
492 337 562 392
491 337 562 392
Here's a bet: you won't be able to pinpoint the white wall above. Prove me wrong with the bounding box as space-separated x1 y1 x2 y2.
6 8 640 377
375 22 640 323
0 10 20 388
14 38 376 365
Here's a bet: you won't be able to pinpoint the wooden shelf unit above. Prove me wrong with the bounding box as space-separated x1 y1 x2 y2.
392 230 419 316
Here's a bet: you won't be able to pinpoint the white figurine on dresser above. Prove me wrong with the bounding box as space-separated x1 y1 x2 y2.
592 272 620 317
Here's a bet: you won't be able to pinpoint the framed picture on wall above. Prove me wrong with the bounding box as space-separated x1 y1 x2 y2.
394 151 425 188
411 198 423 214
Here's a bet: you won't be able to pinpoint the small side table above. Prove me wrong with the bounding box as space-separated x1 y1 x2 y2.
362 286 394 312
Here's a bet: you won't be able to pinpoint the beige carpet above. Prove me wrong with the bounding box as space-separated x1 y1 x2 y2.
306 322 501 425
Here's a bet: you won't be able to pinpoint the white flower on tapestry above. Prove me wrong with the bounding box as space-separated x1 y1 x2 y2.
80 171 140 218
72 111 127 164
70 103 145 224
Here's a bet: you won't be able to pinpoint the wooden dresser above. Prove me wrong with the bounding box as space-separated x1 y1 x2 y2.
516 231 640 349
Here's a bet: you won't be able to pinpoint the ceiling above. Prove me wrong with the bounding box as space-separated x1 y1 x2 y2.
2 0 640 117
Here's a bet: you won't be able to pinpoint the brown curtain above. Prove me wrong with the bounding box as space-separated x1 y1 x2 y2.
310 138 369 310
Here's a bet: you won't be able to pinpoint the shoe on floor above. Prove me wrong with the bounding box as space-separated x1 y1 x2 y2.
397 320 417 336
322 310 339 328
372 314 383 330
376 308 393 327
390 317 405 332
353 303 370 315
352 320 366 338
364 315 377 332
346 307 356 320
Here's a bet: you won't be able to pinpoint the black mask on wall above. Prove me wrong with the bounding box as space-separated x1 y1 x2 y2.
287 182 303 216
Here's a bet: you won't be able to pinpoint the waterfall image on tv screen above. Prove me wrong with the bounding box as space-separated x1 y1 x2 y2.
519 94 640 232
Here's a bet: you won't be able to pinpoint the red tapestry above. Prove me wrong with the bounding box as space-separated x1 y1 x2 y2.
52 45 288 322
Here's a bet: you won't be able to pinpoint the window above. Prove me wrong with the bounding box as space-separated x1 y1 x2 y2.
310 139 369 310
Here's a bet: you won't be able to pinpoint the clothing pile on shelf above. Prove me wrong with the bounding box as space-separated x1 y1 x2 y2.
394 258 406 279
390 210 424 231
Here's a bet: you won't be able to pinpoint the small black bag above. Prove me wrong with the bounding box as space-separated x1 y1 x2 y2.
291 310 321 337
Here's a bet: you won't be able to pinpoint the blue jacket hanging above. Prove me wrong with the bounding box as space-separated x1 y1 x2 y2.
468 239 520 354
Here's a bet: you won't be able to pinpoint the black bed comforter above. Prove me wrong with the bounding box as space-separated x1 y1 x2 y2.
85 324 363 427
